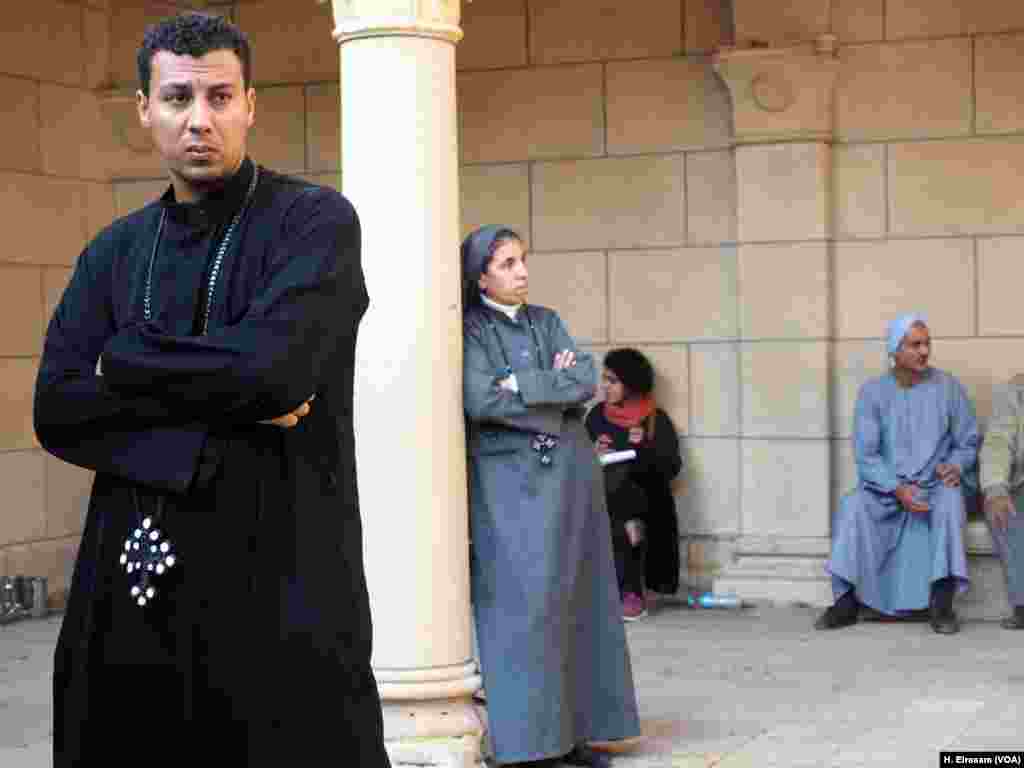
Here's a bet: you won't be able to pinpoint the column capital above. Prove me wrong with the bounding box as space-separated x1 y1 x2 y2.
325 0 463 44
713 35 839 145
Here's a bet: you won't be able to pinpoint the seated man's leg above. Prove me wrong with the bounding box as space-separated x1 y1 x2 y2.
815 492 863 630
927 483 970 634
989 489 1024 629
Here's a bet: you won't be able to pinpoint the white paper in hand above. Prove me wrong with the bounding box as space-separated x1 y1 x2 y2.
599 449 636 466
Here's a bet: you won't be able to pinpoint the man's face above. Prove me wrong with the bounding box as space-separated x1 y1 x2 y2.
478 239 529 306
137 49 255 203
893 323 931 374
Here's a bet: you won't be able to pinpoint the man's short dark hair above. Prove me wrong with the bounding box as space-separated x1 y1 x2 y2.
137 13 252 96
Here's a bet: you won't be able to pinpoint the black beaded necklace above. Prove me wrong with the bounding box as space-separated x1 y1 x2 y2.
481 303 560 466
143 166 260 336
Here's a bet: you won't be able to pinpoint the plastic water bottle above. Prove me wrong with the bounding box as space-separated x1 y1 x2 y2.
687 592 742 609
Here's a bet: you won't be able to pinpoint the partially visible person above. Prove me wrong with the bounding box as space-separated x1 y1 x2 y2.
585 348 683 621
817 314 979 635
462 225 640 767
978 376 1024 629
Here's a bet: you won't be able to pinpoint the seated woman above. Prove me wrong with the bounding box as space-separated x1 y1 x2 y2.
586 348 683 620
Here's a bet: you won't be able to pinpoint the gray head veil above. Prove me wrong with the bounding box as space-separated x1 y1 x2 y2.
460 224 519 309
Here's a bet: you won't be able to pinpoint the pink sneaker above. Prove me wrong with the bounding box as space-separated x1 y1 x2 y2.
622 592 647 622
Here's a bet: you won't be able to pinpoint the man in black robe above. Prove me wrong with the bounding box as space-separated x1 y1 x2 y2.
34 13 389 766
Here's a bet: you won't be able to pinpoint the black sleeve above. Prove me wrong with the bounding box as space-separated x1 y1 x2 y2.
633 410 683 482
34 233 209 493
100 189 367 425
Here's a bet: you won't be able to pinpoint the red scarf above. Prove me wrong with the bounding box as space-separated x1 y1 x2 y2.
604 396 655 429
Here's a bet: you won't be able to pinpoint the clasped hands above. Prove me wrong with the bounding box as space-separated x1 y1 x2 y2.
895 463 961 515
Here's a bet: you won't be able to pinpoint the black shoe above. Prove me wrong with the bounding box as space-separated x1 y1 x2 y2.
814 590 859 630
1000 606 1024 630
930 610 960 634
930 578 960 634
562 744 612 768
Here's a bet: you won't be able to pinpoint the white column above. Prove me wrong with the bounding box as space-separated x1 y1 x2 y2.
329 2 482 766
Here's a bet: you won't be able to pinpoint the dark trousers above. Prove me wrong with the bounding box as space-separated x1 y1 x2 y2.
612 521 648 596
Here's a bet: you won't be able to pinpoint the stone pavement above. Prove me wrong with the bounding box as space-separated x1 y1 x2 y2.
2 601 1021 767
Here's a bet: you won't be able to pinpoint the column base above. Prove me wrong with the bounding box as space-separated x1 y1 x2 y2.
382 699 485 768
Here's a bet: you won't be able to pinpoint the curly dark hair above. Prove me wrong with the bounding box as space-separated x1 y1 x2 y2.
604 348 656 398
137 13 252 96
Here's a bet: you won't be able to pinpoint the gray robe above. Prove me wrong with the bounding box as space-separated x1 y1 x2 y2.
463 303 640 764
826 369 980 614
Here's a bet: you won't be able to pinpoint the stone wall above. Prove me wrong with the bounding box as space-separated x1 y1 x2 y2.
0 0 121 602
457 0 1024 607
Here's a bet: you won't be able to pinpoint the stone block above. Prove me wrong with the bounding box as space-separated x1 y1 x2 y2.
741 342 829 438
529 0 682 64
0 451 45 548
0 359 39 451
248 86 305 173
0 266 43 358
525 251 607 345
459 163 530 242
685 0 732 52
739 242 829 339
934 338 1024 430
606 59 732 155
110 2 187 88
306 83 340 174
836 39 972 142
39 86 108 181
1 173 87 267
833 144 886 239
0 77 41 174
888 138 1024 236
0 2 83 86
40 86 165 181
44 455 92 540
114 179 167 218
457 0 527 71
236 0 338 84
687 150 737 246
43 268 74 335
690 342 741 437
975 33 1024 136
680 438 741 535
832 0 884 43
84 8 111 89
736 143 829 243
4 536 80 598
732 0 829 45
741 439 831 538
634 344 689 437
459 64 604 163
83 183 116 241
886 0 1024 39
609 247 738 342
831 339 887 439
532 155 685 250
834 239 974 339
979 237 1024 336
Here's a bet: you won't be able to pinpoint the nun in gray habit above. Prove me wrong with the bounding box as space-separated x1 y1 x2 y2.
461 225 640 767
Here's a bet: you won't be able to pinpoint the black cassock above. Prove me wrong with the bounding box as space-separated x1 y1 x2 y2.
35 158 389 766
